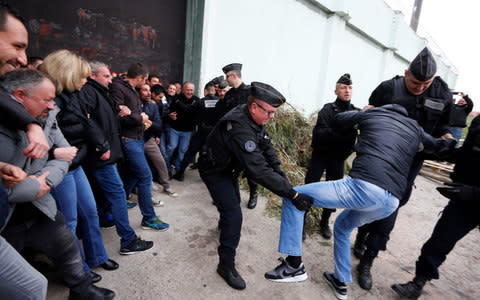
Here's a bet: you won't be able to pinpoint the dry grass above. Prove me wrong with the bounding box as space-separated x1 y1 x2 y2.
240 105 326 235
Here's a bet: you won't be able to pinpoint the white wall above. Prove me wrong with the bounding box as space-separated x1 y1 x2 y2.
198 0 458 115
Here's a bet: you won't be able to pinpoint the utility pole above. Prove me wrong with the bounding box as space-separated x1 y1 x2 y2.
410 0 423 32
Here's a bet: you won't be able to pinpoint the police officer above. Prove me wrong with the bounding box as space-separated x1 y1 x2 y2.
303 73 359 240
198 82 314 290
355 47 454 290
220 63 259 209
392 115 480 299
174 82 219 180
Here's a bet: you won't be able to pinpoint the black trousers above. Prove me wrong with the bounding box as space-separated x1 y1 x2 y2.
200 170 242 267
416 198 480 280
358 157 424 251
2 209 91 293
305 150 345 213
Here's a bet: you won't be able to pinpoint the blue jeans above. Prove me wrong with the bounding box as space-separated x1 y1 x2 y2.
450 127 463 147
51 167 108 273
93 163 137 248
166 128 192 173
277 177 399 283
121 138 156 220
159 125 170 159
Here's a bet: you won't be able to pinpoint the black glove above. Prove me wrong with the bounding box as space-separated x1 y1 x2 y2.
436 182 476 202
291 193 314 211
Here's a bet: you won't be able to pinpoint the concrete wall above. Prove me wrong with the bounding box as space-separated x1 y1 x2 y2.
193 0 457 115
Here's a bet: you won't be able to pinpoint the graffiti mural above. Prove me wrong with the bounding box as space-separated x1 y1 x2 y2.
15 0 186 84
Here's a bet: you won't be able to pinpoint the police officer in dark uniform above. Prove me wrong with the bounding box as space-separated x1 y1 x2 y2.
220 63 259 209
303 73 359 240
355 47 455 290
392 114 480 299
198 82 314 290
174 82 219 180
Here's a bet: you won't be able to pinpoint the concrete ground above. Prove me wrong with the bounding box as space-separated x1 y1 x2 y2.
46 169 479 299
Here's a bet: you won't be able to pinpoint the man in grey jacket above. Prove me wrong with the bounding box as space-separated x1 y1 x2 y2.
0 69 114 300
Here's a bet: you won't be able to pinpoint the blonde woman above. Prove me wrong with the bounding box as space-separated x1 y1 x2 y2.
40 50 118 283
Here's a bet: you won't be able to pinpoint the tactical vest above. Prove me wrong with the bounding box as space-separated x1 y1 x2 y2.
392 77 447 136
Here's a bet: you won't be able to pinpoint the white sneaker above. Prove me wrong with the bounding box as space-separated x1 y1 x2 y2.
152 198 164 207
151 183 159 191
163 188 178 198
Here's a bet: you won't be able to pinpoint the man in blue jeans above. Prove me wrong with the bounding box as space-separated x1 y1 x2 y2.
110 62 169 231
265 105 454 300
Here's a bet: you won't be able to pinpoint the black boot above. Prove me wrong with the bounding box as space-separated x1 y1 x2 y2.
319 210 332 239
69 284 115 300
217 263 246 290
353 230 368 259
172 169 185 181
391 276 427 299
247 189 258 209
357 249 377 290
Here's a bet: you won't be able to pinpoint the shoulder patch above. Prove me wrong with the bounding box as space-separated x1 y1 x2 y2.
244 140 256 152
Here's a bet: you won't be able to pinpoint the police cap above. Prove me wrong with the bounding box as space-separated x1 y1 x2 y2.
222 63 242 74
212 75 224 85
409 47 437 81
218 80 229 89
337 73 352 85
250 82 286 107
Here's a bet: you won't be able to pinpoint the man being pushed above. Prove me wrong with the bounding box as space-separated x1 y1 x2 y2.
265 104 455 300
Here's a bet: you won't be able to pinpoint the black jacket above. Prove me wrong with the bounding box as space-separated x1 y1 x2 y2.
79 78 123 170
217 82 250 117
337 105 447 199
110 77 144 139
196 94 220 131
451 115 480 187
55 90 106 169
369 75 452 138
199 104 295 199
450 95 474 128
169 93 199 132
311 98 359 160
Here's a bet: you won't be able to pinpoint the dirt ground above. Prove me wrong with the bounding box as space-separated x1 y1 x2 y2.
45 168 479 300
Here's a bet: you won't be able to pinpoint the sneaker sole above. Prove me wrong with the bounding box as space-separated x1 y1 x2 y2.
266 272 308 283
324 274 347 300
119 246 153 255
141 225 169 232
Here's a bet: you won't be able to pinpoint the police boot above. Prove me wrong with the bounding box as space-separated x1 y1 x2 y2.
391 276 427 299
217 263 246 290
247 189 258 209
357 249 377 290
353 230 368 259
319 210 332 239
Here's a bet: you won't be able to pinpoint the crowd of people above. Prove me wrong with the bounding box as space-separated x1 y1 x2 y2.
0 2 478 300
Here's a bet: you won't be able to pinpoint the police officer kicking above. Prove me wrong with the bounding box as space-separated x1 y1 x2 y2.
198 82 314 290
354 47 455 291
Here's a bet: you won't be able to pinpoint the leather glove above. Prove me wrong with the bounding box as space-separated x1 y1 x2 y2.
290 193 314 211
436 182 476 202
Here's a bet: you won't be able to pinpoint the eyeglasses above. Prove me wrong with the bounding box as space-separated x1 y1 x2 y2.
255 101 275 117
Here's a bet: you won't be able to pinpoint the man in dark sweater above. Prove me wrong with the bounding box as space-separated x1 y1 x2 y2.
265 105 454 300
450 92 474 146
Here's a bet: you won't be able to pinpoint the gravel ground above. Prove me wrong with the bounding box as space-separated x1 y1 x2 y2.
45 169 479 299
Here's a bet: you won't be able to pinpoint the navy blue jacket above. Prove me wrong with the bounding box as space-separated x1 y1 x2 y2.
143 101 162 141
